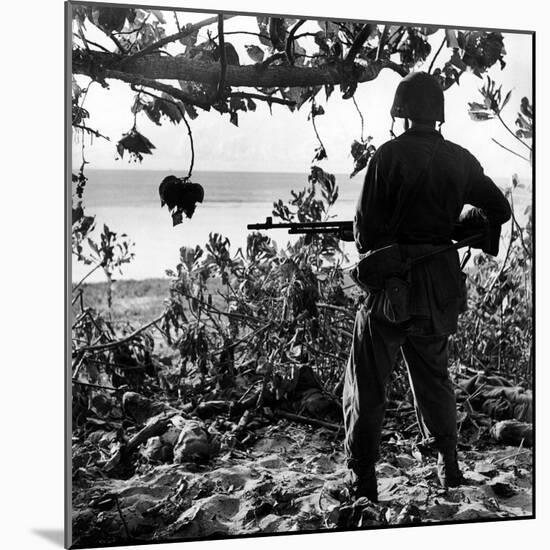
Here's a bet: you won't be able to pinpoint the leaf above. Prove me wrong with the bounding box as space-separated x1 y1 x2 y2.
87 238 100 257
312 145 327 162
95 7 129 33
467 102 495 121
159 176 205 225
116 129 156 162
179 23 199 47
151 10 166 24
214 42 240 66
184 103 199 120
350 139 376 178
245 45 265 63
461 31 506 76
155 95 184 124
311 104 325 118
501 89 512 111
230 111 239 127
246 98 257 112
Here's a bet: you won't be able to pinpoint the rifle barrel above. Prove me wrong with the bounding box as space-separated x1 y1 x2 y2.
247 219 352 231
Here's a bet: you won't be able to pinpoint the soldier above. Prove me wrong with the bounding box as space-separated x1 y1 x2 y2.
342 71 512 502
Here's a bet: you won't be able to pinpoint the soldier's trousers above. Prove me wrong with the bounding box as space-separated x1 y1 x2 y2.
342 296 458 474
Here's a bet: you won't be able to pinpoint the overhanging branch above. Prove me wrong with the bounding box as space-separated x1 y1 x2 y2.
95 68 212 108
74 51 408 90
123 13 235 62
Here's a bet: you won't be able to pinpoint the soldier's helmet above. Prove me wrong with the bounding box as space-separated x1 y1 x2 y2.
390 71 444 122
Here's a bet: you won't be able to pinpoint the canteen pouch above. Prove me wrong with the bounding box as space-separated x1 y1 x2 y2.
382 276 412 323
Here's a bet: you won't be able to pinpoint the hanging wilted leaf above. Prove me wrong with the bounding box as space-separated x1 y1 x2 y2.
159 175 205 225
245 45 265 63
116 128 156 162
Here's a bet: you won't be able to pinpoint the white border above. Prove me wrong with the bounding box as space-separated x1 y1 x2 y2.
2 1 545 549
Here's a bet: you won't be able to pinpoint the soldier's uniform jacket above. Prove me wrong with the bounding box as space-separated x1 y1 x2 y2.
353 127 512 336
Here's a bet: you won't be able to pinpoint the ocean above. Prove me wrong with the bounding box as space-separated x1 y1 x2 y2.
72 169 531 283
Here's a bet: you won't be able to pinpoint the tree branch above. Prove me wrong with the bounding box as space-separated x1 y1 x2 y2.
74 51 408 89
428 35 446 74
73 124 111 141
135 88 195 179
102 69 212 108
77 312 166 354
123 14 235 62
491 138 530 163
344 24 375 65
497 113 532 152
286 19 307 64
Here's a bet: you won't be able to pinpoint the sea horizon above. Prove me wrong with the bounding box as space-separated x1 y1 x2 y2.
72 169 532 283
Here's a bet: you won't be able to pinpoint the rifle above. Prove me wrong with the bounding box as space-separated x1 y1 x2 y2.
247 217 353 239
247 216 487 252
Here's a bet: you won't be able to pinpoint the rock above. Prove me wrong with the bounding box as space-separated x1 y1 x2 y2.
173 421 211 463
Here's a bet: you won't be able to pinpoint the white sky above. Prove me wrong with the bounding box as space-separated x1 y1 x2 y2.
72 11 533 180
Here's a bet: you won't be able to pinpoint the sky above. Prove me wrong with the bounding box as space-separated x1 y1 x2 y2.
72 10 533 181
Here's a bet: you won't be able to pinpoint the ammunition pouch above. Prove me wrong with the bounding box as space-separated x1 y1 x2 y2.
351 245 412 324
351 244 410 292
382 276 412 323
